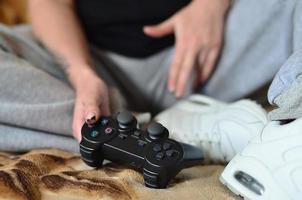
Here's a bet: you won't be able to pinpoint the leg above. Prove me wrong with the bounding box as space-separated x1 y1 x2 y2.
0 50 75 136
0 24 67 81
267 0 302 120
0 124 78 152
92 47 194 114
201 0 297 102
0 24 76 152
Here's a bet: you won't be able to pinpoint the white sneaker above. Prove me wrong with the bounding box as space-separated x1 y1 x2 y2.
220 118 302 200
154 95 268 163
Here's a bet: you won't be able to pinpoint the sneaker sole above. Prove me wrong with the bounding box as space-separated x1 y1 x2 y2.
220 154 289 200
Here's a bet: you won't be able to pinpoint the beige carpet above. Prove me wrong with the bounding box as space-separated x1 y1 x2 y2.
0 149 239 200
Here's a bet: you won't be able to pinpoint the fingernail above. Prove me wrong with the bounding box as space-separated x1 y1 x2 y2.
85 113 96 124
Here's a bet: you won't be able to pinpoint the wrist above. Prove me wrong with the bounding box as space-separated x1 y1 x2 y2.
67 65 101 89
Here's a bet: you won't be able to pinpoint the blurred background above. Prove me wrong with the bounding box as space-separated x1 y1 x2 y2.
0 0 28 25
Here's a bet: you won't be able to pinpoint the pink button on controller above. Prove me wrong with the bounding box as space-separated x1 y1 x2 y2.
105 127 113 135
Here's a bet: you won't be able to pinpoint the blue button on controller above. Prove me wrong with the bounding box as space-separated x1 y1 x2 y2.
101 118 109 126
91 130 99 138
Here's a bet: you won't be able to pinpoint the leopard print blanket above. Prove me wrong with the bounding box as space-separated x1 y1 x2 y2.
0 149 238 200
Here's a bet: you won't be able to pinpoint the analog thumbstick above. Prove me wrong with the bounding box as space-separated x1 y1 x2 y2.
147 122 166 140
116 111 136 130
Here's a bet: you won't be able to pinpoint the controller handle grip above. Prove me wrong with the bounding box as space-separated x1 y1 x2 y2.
80 135 105 168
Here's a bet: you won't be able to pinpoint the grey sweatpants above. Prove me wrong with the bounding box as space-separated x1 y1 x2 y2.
267 0 302 120
0 0 298 152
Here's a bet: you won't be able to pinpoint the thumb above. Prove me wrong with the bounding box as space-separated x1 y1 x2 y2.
144 18 174 38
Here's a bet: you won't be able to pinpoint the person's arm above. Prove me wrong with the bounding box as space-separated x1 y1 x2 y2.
144 0 231 97
29 0 110 141
29 0 91 86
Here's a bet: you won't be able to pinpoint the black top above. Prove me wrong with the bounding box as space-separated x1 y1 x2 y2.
75 0 191 58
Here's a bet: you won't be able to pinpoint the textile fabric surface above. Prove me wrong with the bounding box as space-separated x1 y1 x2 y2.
0 149 238 200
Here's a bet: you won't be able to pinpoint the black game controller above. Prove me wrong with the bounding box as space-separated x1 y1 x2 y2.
80 111 203 189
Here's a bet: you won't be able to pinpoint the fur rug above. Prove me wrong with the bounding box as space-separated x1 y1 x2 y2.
0 149 238 200
0 0 28 25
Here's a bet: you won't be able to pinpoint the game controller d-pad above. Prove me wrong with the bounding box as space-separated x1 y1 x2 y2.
80 111 203 189
147 141 182 162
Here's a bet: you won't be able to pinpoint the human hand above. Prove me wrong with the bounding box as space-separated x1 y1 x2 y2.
70 68 110 142
144 0 231 97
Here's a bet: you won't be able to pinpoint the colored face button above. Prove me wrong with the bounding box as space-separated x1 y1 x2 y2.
100 118 109 126
91 130 99 138
105 127 114 135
